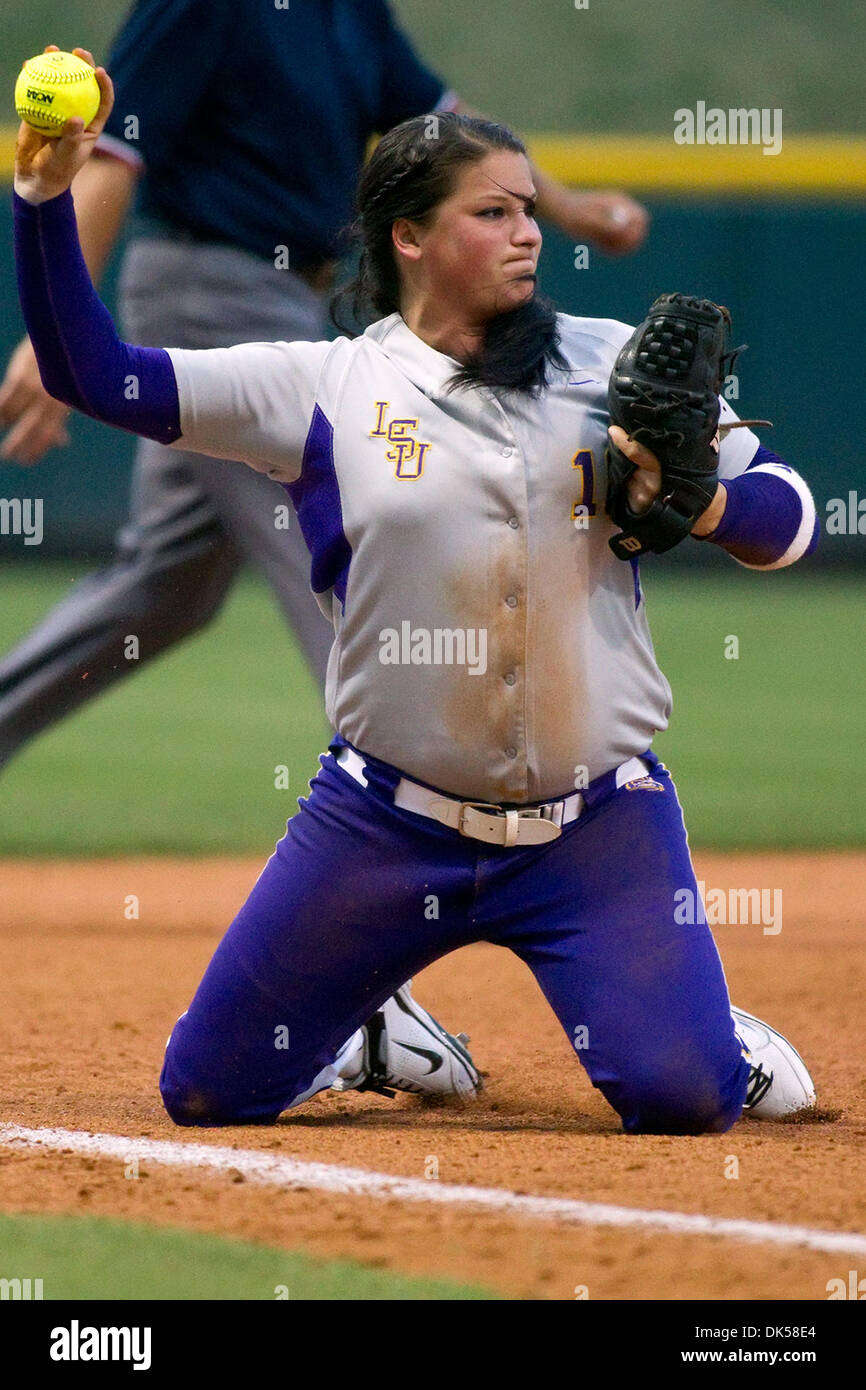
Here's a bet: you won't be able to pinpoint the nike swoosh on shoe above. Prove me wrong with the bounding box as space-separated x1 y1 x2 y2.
393 1042 444 1074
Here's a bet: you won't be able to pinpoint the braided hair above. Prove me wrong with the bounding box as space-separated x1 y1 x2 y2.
331 113 565 396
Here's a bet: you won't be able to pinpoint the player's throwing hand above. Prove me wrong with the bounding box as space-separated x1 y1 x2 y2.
14 47 113 206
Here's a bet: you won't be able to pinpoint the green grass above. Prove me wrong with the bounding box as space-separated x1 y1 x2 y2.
0 1212 498 1300
0 562 331 856
645 566 863 848
0 562 860 853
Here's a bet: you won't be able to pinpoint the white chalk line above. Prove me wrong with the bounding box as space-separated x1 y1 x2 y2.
1 1122 864 1257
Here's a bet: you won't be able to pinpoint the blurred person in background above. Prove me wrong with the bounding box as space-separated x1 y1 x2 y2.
0 0 648 765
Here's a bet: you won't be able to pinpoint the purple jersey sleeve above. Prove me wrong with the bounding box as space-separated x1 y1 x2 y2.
13 189 181 444
699 445 819 568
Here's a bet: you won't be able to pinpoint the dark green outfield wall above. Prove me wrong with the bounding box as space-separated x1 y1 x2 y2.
0 194 863 563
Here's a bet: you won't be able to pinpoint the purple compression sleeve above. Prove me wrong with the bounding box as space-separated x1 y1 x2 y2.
700 446 819 565
13 188 181 444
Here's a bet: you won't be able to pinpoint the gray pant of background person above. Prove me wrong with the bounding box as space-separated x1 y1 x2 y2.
0 236 335 767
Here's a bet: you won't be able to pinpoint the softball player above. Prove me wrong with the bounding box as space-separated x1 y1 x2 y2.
0 1 646 769
13 68 818 1133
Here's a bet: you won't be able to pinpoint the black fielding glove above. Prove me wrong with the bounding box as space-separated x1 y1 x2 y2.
606 293 737 559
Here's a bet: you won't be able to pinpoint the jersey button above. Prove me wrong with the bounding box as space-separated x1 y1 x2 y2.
502 446 514 458
507 516 519 529
505 745 518 759
505 595 518 608
504 672 517 686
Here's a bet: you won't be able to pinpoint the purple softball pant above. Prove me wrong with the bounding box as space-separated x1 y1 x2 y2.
160 743 749 1134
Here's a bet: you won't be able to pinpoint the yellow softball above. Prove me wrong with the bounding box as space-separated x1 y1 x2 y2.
15 51 100 137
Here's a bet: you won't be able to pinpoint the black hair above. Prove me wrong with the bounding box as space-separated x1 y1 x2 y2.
330 112 566 396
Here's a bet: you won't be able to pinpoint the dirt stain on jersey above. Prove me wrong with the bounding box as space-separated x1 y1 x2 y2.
437 545 528 802
523 525 590 799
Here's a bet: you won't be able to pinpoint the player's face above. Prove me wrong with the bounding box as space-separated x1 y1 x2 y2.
410 150 542 321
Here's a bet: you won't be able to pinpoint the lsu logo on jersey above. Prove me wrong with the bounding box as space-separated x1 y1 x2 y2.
624 776 665 792
370 402 431 480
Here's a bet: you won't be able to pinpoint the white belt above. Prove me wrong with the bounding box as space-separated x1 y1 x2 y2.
334 745 650 848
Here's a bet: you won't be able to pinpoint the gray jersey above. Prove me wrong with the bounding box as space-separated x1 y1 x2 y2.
167 312 764 802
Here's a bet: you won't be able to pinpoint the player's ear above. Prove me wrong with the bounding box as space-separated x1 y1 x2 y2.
392 218 423 262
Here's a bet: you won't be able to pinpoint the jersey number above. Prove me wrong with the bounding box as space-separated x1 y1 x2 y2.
571 449 597 519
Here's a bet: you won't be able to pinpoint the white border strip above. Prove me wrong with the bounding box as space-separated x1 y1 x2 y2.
2 1123 864 1257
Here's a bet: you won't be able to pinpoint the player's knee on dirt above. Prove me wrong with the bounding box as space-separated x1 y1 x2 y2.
158 1012 303 1126
623 1093 742 1136
159 1068 280 1127
159 1033 268 1127
159 1054 232 1126
159 1080 224 1127
161 1078 218 1123
601 1065 746 1136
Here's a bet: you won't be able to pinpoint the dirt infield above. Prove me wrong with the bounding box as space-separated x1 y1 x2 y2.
0 852 863 1301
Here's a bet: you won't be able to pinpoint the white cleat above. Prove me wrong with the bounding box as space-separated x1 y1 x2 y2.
732 1006 817 1118
332 982 481 1098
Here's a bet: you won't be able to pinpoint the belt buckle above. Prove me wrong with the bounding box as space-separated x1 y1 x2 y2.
506 802 563 825
457 799 562 846
457 801 505 837
512 802 566 833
